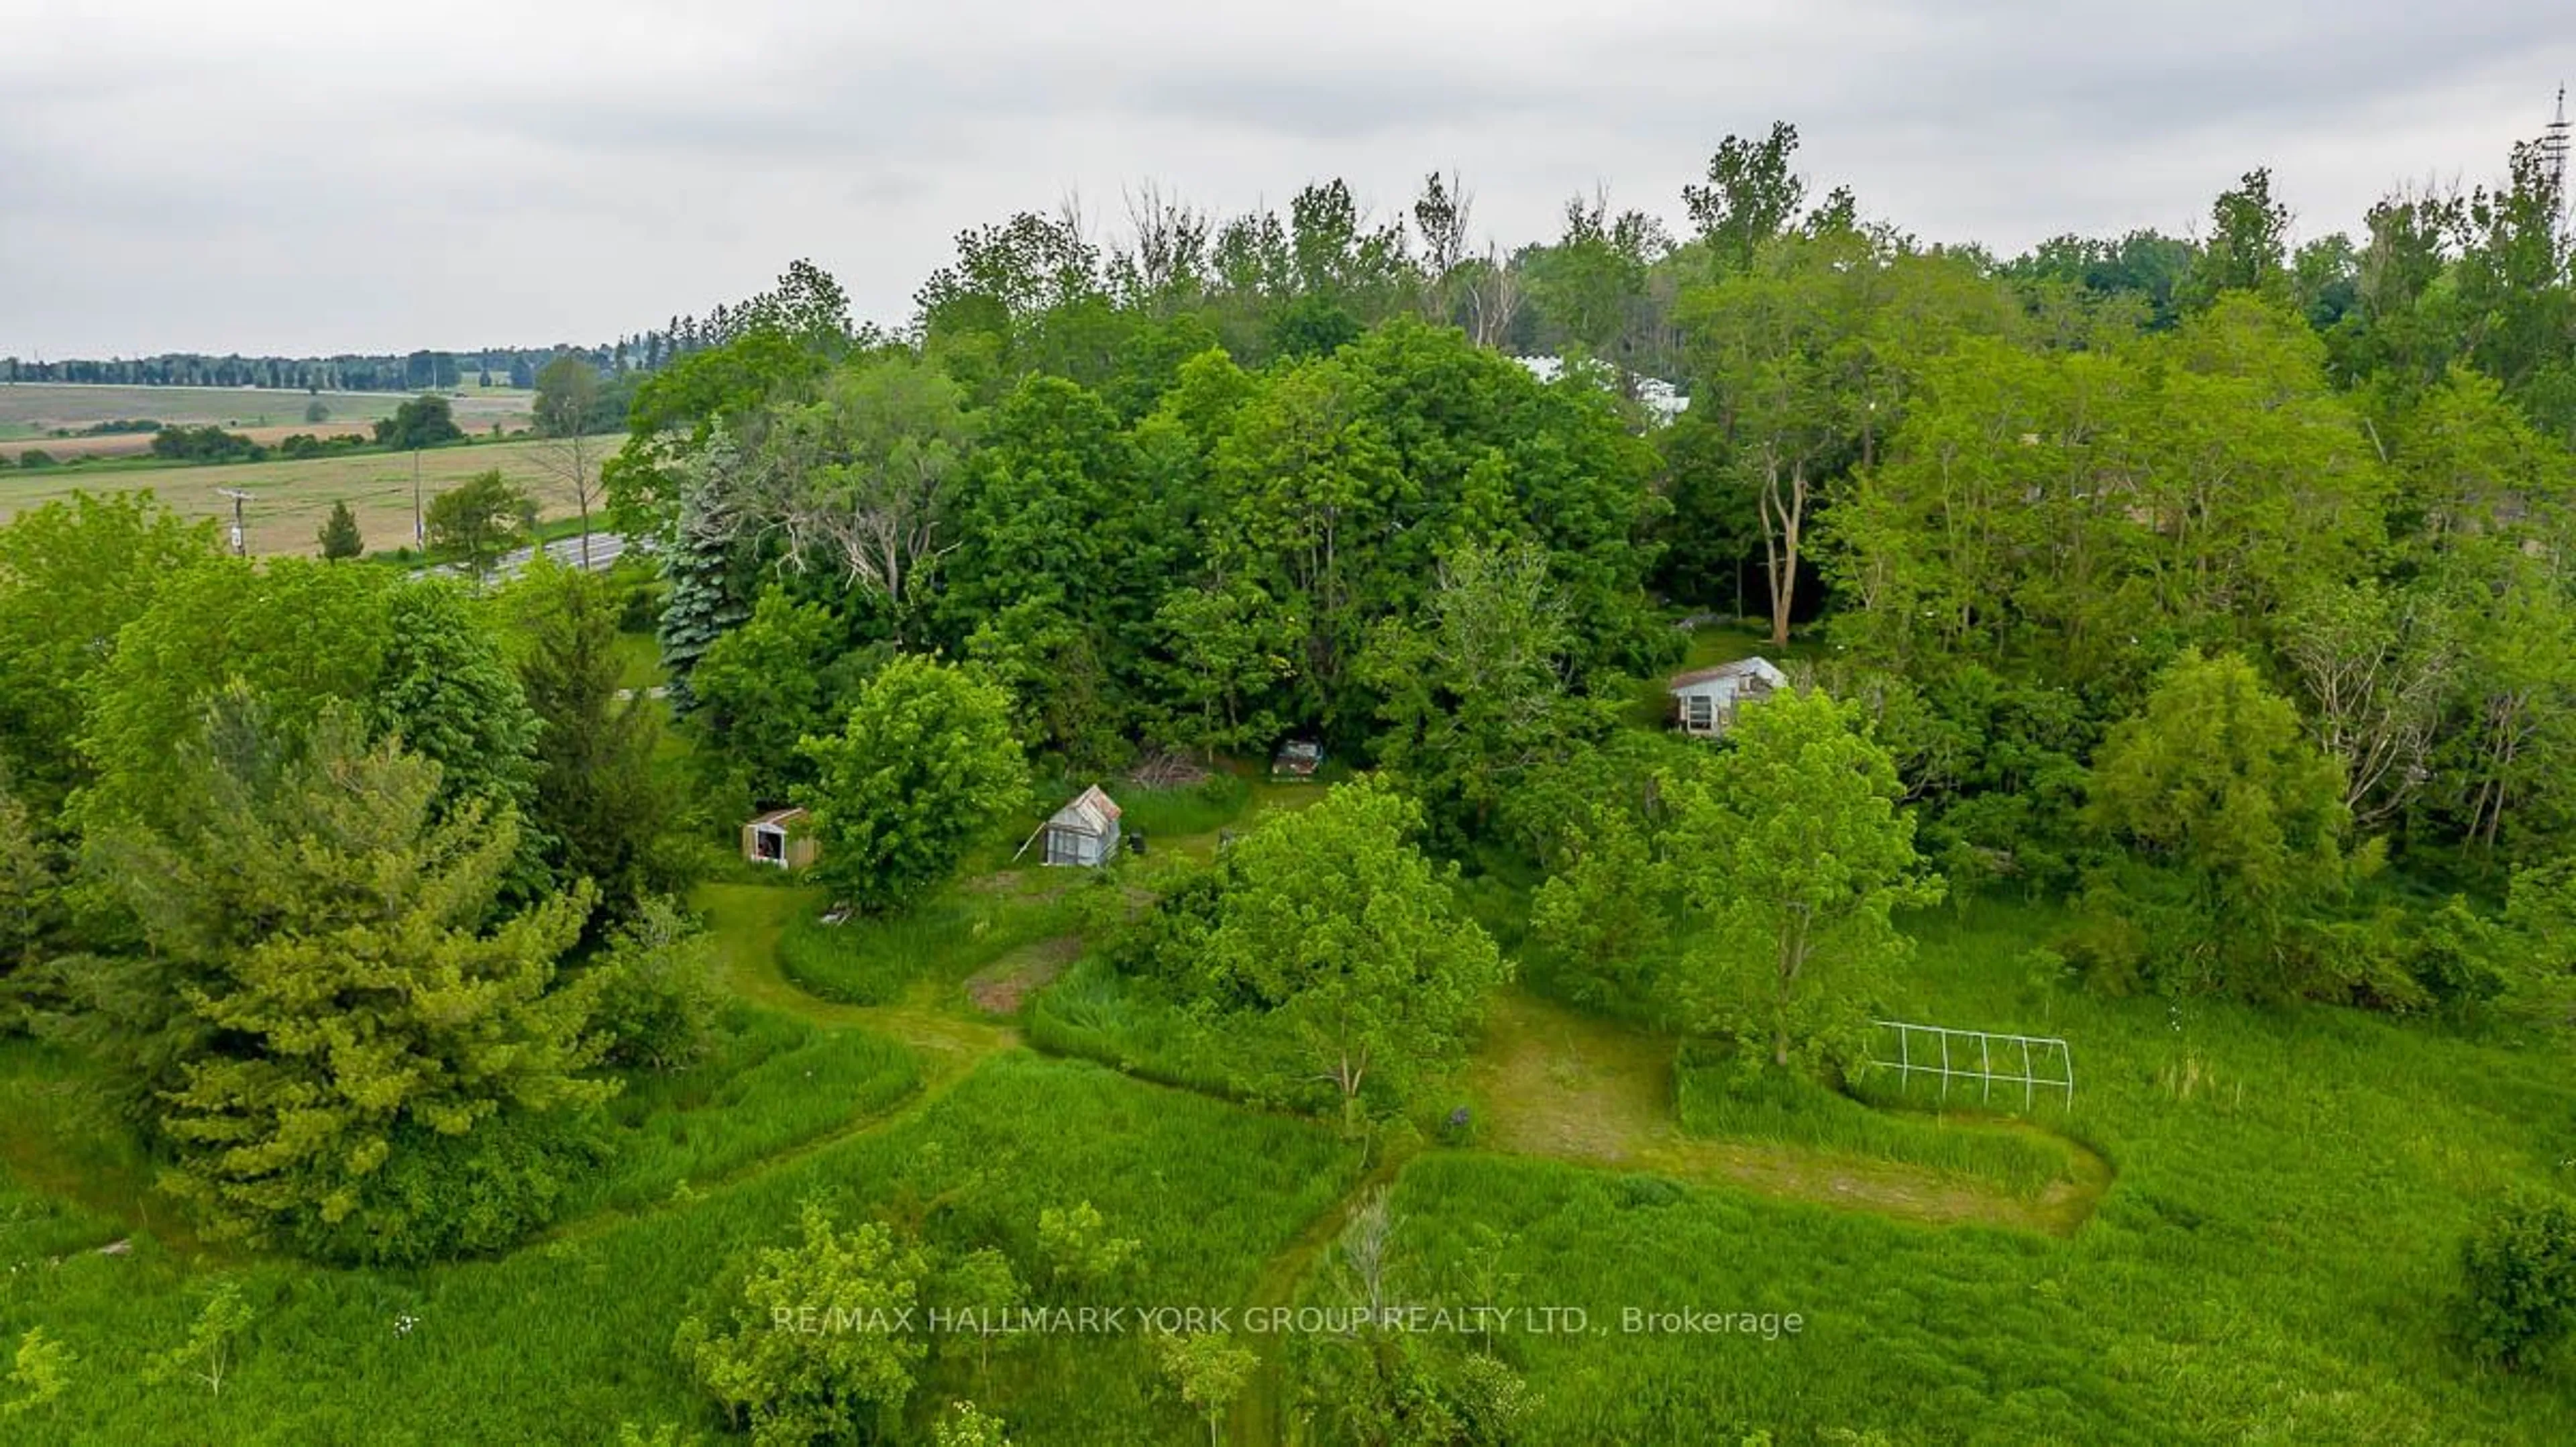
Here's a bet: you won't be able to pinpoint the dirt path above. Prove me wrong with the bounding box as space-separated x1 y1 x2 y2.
1464 988 2110 1236
965 935 1080 1015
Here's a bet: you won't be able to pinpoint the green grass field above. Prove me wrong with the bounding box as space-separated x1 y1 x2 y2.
0 435 604 557
5 752 2575 1442
1311 900 2576 1444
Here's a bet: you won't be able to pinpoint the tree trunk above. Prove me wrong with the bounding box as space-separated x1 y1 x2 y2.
1758 452 1808 647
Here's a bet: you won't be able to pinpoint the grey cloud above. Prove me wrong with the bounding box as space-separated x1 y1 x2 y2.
0 0 2567 356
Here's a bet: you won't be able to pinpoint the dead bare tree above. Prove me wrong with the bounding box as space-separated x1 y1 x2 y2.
757 362 975 641
532 354 605 568
1411 170 1473 321
1116 180 1212 303
1462 241 1523 350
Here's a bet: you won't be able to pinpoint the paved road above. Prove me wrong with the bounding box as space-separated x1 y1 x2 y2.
421 529 631 580
513 530 628 575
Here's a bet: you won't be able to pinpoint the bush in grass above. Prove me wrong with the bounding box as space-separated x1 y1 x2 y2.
3 1326 73 1419
1291 1324 1535 1446
1035 1200 1140 1297
931 1248 1028 1385
2461 1192 2576 1371
674 1201 932 1446
293 1111 609 1267
932 1401 1014 1447
593 898 724 1072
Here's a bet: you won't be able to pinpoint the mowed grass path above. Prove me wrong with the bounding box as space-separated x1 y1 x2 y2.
1468 987 2108 1234
0 435 607 556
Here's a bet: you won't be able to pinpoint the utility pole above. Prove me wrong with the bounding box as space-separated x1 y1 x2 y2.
2545 85 2571 247
412 446 424 548
217 488 252 558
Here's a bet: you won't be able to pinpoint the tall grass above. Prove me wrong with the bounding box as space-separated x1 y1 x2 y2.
1026 958 1269 1104
1325 898 2576 1444
1673 1044 2072 1198
1109 774 1252 839
0 1055 1364 1446
777 881 1076 1005
576 1006 922 1212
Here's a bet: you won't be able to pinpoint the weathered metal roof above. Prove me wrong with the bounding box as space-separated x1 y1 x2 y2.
747 806 808 829
1046 785 1122 837
1272 740 1324 775
1668 657 1788 691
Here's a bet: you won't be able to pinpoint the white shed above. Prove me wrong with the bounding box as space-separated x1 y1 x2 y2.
1668 657 1789 737
1040 785 1124 867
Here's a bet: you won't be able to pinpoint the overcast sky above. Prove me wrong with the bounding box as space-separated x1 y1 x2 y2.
4 1 2570 359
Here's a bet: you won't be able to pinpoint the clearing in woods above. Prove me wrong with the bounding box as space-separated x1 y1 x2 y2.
1466 987 2110 1234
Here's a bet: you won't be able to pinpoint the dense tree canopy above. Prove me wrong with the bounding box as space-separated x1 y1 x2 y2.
76 704 608 1263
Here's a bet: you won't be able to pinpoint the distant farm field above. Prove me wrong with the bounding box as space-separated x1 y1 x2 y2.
0 381 531 440
0 436 609 556
5 422 385 460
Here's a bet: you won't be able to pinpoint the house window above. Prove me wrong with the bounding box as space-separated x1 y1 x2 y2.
753 827 785 864
1685 695 1714 729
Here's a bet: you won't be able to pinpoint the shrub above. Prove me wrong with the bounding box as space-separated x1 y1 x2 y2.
674 1201 931 1446
1035 1200 1138 1296
592 898 724 1072
3 1326 73 1419
2462 1193 2576 1370
288 1112 608 1267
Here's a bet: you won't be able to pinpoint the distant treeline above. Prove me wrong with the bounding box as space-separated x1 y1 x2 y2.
5 305 801 395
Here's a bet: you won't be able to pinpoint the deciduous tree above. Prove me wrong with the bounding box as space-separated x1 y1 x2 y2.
425 470 537 582
794 655 1027 914
1664 688 1941 1069
674 1203 930 1447
1195 780 1509 1131
1158 1333 1258 1447
2078 651 2380 1000
0 494 218 814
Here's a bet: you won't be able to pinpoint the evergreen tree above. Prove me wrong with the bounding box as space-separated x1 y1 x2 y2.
317 500 363 559
77 699 609 1262
504 561 669 915
657 428 753 710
